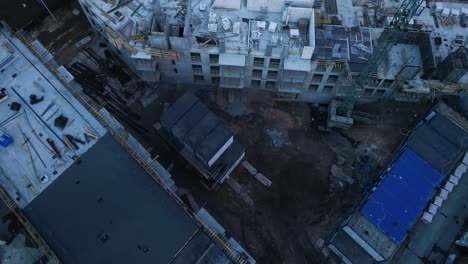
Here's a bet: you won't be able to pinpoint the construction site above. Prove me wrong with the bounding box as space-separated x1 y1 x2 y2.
0 0 467 264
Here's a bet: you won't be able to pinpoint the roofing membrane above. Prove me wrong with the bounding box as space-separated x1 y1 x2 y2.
160 93 198 129
186 112 220 153
160 92 243 180
24 134 199 264
360 147 444 244
407 113 467 175
171 101 208 140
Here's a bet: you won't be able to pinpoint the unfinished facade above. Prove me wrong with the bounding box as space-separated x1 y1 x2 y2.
77 0 468 105
438 46 468 83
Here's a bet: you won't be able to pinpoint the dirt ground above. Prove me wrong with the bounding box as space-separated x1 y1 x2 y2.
25 5 92 66
134 86 432 264
199 96 432 264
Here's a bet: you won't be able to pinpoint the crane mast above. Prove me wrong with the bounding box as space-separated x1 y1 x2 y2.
337 0 425 114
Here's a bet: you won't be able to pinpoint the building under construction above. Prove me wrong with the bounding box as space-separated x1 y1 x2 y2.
77 0 467 106
0 24 254 264
438 46 468 83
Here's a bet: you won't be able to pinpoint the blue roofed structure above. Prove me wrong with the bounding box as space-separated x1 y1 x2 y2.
360 147 444 244
328 102 468 264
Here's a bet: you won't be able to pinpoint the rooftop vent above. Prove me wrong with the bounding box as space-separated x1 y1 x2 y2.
290 29 300 38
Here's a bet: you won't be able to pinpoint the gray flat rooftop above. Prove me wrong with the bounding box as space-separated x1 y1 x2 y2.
393 168 468 264
406 105 467 175
345 213 398 259
23 134 199 264
328 229 374 264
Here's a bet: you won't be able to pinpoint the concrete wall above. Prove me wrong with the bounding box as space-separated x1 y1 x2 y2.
78 0 406 104
397 32 436 77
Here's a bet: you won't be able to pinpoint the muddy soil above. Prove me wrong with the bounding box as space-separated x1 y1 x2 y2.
133 88 432 263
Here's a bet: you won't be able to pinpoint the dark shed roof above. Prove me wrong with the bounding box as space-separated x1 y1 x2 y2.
160 92 198 130
406 113 466 175
186 112 220 153
196 124 233 166
23 134 199 264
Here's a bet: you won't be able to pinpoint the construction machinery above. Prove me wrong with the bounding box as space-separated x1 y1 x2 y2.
336 0 425 116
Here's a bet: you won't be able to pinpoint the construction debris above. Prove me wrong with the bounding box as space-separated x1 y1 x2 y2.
330 164 354 184
29 94 44 105
10 102 21 111
254 173 272 187
241 160 257 175
64 134 85 150
33 81 45 93
0 88 9 103
54 115 68 130
46 139 62 159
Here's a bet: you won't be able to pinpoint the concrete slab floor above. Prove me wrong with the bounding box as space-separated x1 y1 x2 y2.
0 28 106 209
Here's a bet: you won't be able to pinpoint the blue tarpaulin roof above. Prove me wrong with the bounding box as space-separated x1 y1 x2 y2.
360 147 444 244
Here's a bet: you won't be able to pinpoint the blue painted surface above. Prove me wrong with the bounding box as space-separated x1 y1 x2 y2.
360 147 444 244
379 174 427 213
0 130 13 148
361 199 408 244
393 148 445 187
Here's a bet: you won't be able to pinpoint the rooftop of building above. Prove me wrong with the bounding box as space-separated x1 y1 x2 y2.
392 158 468 263
360 147 445 244
190 0 315 57
328 101 468 263
336 1 468 66
313 25 372 63
405 102 468 175
0 26 107 209
81 0 468 71
328 228 375 264
23 133 202 264
81 0 316 59
415 2 468 62
0 23 198 263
